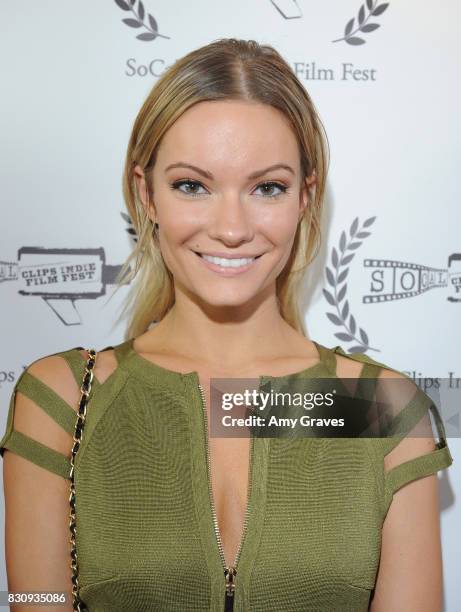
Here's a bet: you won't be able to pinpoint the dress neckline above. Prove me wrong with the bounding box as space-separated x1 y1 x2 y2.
113 336 337 384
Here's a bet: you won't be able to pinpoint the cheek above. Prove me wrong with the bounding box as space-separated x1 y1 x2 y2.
157 206 201 247
258 207 300 247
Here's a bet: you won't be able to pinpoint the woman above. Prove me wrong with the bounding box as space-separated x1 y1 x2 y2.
1 38 453 612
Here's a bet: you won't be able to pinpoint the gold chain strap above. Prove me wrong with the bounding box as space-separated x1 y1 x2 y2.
69 348 97 611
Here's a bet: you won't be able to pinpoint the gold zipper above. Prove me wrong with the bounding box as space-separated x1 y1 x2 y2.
198 382 254 604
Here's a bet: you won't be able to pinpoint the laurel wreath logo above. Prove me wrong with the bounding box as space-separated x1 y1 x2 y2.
323 216 378 353
114 0 170 41
332 0 389 45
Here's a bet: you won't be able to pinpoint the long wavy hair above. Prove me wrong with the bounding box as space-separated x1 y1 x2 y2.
112 38 330 340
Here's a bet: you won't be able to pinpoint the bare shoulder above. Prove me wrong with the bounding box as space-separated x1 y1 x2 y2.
6 345 118 473
27 346 119 392
377 367 408 380
329 348 436 466
17 344 117 407
371 367 437 472
26 352 83 414
11 352 82 457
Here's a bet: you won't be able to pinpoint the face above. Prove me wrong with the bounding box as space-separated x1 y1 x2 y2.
134 100 311 309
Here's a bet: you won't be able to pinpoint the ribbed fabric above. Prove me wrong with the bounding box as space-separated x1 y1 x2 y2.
0 340 453 612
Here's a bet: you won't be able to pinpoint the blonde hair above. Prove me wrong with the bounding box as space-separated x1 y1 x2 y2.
112 38 330 340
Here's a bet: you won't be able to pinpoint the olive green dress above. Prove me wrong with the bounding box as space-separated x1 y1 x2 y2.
0 339 453 611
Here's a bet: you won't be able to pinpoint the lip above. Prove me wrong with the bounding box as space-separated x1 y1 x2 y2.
193 250 264 259
193 250 262 276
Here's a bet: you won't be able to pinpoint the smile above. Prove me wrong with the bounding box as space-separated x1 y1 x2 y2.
193 251 263 275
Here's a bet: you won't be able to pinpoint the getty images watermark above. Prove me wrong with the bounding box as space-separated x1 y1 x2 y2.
205 376 459 441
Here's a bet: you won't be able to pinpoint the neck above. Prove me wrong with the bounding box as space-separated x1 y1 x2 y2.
141 289 304 371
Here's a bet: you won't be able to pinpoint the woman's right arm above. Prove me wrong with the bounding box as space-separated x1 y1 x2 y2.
2 354 82 612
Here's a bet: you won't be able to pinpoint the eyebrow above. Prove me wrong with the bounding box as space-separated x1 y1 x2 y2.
164 162 295 180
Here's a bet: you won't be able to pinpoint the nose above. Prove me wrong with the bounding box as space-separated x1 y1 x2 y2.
207 194 255 246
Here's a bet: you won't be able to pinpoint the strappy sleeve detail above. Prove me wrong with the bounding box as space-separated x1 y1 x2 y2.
0 360 78 480
332 345 454 514
60 347 100 390
12 371 78 434
0 430 72 480
384 443 452 498
381 384 453 508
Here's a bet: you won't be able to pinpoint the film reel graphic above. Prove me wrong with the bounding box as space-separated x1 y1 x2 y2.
323 216 460 353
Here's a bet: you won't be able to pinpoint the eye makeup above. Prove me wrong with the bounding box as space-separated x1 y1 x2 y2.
169 179 289 199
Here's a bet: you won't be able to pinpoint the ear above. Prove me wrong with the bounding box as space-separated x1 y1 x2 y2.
133 164 156 222
298 172 316 223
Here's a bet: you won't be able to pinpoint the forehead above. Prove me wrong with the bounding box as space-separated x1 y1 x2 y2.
156 100 300 172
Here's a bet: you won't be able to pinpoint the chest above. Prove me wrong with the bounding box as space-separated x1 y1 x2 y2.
74 377 384 612
199 373 254 570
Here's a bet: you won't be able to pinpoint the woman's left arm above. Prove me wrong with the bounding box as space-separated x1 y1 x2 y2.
370 435 444 612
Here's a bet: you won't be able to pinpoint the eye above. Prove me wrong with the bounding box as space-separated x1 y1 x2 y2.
169 179 288 199
254 181 288 198
170 179 207 198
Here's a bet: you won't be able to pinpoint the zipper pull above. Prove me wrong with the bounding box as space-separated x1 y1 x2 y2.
224 566 237 597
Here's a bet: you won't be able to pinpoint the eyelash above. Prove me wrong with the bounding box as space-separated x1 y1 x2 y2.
169 179 289 199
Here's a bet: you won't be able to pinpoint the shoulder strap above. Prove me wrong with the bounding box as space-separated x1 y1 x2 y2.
384 444 452 502
61 347 101 390
62 341 132 388
15 371 77 435
1 430 71 479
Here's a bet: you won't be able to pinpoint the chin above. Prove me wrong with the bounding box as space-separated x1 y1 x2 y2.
196 290 258 308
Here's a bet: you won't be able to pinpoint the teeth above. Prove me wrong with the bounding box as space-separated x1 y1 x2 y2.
201 254 256 268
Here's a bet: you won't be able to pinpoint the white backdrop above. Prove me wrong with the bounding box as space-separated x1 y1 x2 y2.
1 1 459 609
